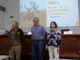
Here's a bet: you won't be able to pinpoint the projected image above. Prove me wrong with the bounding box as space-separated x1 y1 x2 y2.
20 0 46 28
20 0 79 28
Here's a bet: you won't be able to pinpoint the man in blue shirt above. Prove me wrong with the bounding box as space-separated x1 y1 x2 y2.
31 17 45 60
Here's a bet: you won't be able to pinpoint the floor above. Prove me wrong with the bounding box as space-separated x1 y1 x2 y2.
0 55 9 60
0 55 79 60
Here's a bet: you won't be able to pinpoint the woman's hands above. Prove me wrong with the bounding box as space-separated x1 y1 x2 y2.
57 47 60 52
45 45 48 50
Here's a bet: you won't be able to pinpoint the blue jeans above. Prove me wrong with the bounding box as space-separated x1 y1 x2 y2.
32 41 43 60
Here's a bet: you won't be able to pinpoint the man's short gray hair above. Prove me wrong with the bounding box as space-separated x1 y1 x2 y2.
33 17 39 21
12 21 19 26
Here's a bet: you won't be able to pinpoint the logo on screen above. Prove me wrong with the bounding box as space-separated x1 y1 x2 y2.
48 1 59 5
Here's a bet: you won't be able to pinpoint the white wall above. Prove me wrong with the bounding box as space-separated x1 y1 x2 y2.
0 0 7 7
0 0 7 29
78 0 80 25
4 0 19 30
0 11 4 29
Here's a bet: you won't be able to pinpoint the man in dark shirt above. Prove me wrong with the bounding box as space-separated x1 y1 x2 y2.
9 21 24 60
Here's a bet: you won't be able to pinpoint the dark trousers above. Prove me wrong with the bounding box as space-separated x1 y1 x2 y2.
32 40 43 60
